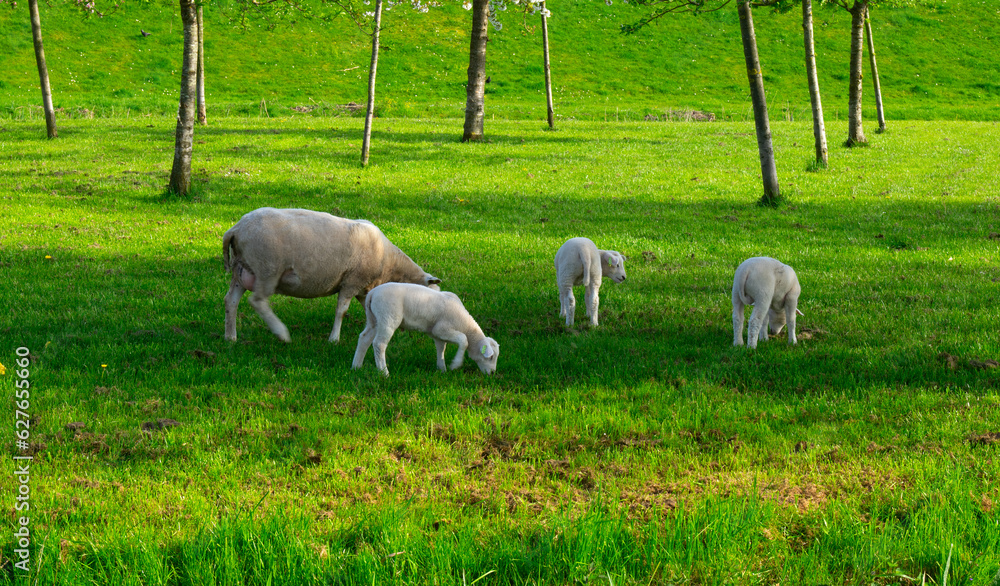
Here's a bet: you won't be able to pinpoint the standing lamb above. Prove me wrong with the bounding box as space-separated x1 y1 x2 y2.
223 207 440 343
554 237 627 327
352 283 500 377
731 256 803 349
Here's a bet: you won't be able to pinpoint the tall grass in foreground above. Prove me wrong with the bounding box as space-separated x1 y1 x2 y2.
1 117 999 584
18 492 1000 585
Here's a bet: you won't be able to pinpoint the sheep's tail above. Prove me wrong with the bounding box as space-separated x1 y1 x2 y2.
736 269 754 306
222 229 235 272
362 290 377 329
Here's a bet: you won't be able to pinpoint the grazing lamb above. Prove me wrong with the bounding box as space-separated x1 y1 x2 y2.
352 283 500 377
554 237 627 327
223 207 440 343
731 256 803 349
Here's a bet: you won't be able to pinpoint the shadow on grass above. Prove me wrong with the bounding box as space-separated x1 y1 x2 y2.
4 246 998 401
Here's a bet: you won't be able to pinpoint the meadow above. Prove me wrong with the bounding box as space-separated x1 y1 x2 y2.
2 114 1000 584
2 0 1000 122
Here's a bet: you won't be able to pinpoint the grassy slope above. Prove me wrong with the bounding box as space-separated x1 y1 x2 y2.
1 117 1000 583
1 0 1000 120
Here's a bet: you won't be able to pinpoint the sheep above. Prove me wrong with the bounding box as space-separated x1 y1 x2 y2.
554 237 627 327
352 283 500 377
222 207 440 343
731 256 803 348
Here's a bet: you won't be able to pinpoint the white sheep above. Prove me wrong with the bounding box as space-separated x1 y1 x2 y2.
554 237 627 327
222 207 440 343
352 283 500 377
731 256 803 348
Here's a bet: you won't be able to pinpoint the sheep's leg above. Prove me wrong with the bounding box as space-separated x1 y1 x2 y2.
758 312 770 344
352 325 377 369
372 327 397 377
786 305 798 345
746 304 770 350
434 339 448 372
328 292 355 343
246 288 291 343
560 285 576 327
224 276 246 342
732 297 745 346
585 283 600 327
429 330 468 371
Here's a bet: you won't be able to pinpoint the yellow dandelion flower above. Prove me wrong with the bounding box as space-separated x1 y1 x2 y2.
45 255 52 259
0 362 6 375
101 364 108 368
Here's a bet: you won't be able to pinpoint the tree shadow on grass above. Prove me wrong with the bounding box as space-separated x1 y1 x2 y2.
4 244 997 402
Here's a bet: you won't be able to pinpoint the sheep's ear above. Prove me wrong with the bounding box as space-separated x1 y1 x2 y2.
795 308 804 316
481 342 495 358
426 275 442 286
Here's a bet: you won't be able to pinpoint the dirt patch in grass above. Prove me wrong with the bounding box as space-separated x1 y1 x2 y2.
968 431 1000 446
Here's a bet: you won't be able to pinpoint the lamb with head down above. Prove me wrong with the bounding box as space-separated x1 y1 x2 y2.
352 283 500 377
731 256 803 348
222 207 440 344
554 237 627 327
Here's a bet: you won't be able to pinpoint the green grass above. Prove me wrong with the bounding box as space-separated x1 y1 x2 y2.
2 116 1000 583
1 0 1000 121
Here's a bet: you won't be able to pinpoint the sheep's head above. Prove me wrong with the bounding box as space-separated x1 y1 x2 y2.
768 308 787 335
473 337 500 374
768 307 803 335
423 273 442 291
600 251 627 284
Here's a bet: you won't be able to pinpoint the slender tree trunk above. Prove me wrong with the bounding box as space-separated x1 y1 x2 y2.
846 0 868 146
196 5 207 125
28 0 57 138
738 0 780 205
540 1 554 129
802 0 827 167
462 0 489 142
168 0 199 196
864 6 885 133
361 0 384 167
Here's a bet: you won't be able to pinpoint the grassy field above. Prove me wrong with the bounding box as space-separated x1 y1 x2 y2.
2 116 1000 584
2 0 1000 121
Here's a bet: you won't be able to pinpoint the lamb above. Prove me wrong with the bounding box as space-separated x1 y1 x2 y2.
554 237 627 327
731 256 803 348
222 207 440 343
352 283 500 377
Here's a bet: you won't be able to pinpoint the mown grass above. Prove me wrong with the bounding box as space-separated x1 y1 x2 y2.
1 0 999 122
2 117 1000 584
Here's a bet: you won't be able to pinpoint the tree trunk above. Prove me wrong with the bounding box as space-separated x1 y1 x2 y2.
846 0 868 147
541 1 554 129
361 0 384 167
196 5 206 125
864 6 885 133
738 0 780 205
28 0 57 139
462 0 490 142
168 0 199 196
802 0 827 167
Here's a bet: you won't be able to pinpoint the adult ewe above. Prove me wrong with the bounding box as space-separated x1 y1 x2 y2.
223 208 440 343
731 256 803 348
352 283 499 376
554 237 627 327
